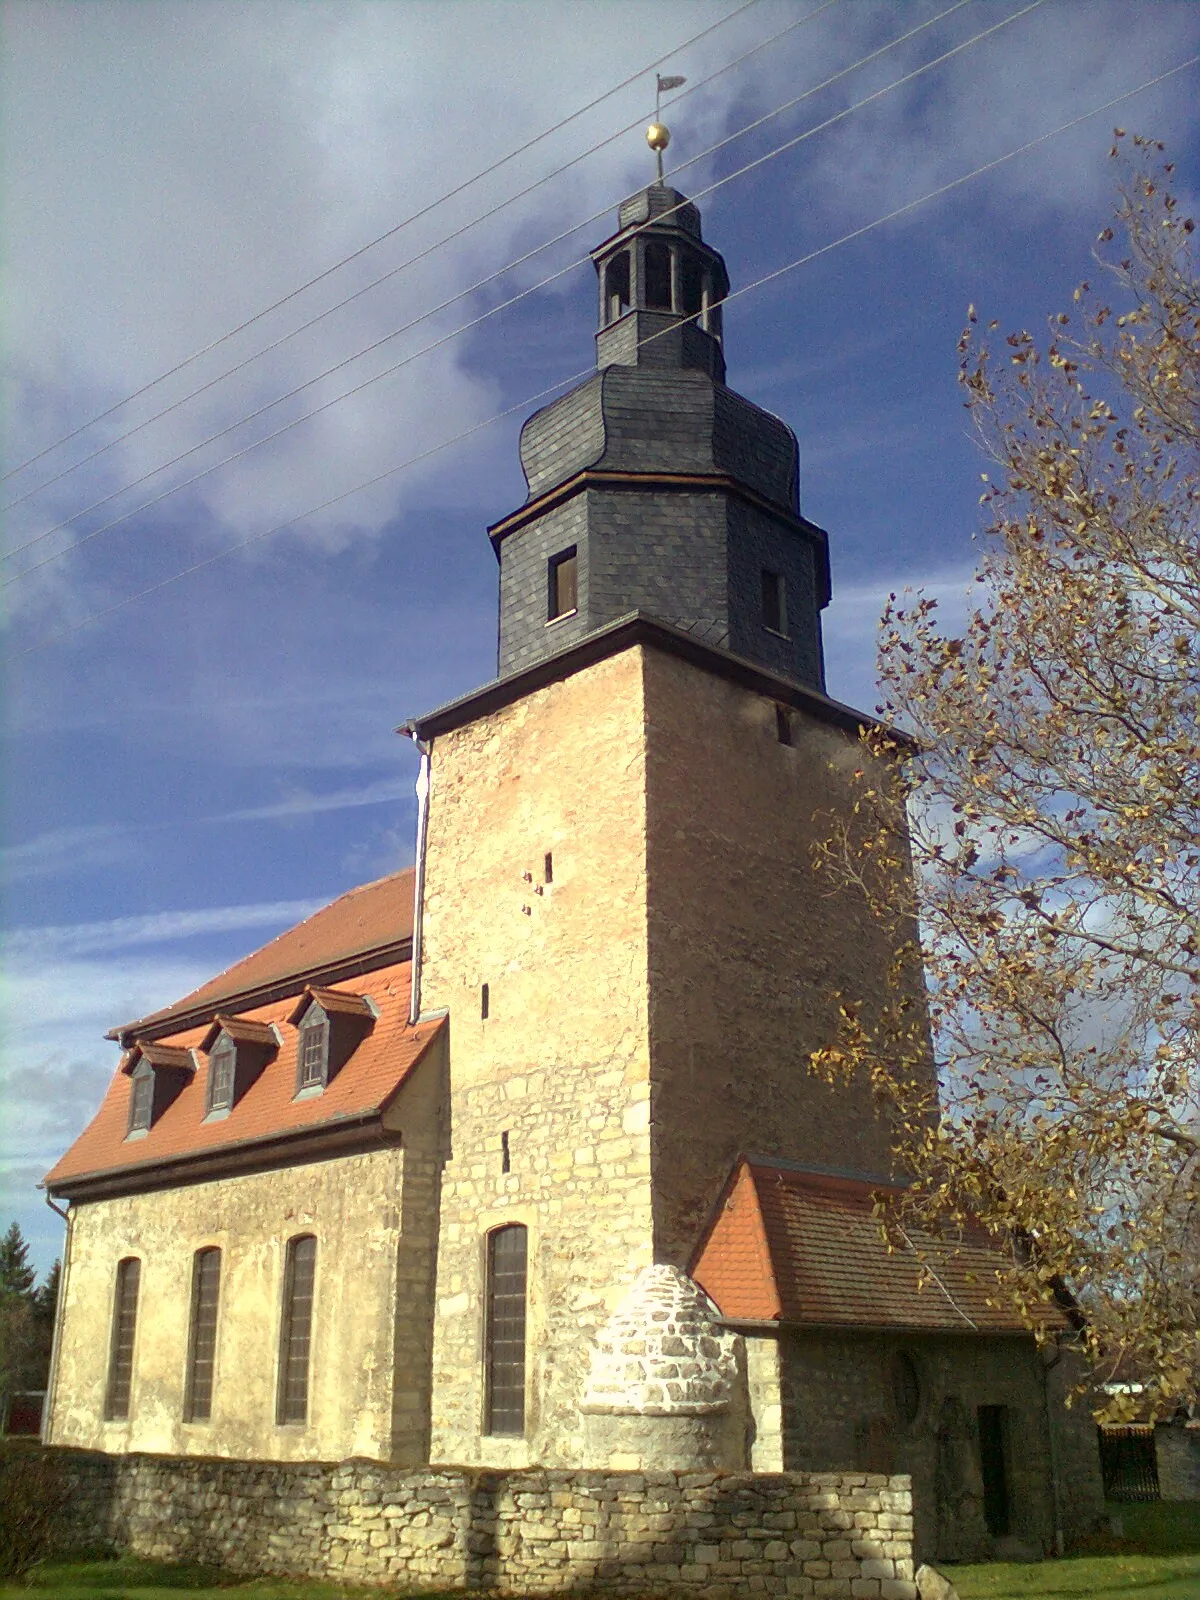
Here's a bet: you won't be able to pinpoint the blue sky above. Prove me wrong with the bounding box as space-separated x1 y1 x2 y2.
3 0 1199 1275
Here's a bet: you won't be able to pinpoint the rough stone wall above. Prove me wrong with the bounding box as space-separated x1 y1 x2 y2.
641 651 925 1264
1156 1421 1200 1500
47 1045 444 1465
767 1327 1104 1562
419 648 655 1467
54 1450 918 1598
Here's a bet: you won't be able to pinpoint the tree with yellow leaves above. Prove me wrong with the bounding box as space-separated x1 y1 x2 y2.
815 134 1199 1415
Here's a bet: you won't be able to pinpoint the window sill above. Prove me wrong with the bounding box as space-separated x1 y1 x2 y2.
293 1082 325 1102
203 1106 231 1123
545 608 578 628
763 625 791 640
124 1127 149 1142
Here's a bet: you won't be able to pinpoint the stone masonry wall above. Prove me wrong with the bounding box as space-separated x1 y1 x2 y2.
641 650 931 1266
419 648 656 1467
54 1451 918 1597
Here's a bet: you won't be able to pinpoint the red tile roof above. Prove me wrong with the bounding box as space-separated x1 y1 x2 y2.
692 1161 1070 1335
113 869 415 1040
45 960 441 1199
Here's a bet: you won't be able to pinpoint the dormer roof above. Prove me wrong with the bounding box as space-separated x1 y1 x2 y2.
200 1014 279 1053
121 1042 195 1074
287 985 375 1026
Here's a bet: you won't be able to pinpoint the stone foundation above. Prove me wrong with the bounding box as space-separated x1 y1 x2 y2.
53 1450 916 1597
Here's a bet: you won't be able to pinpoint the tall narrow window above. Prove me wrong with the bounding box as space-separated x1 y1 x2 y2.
604 251 630 323
761 568 787 635
104 1257 140 1420
484 1223 527 1435
128 1066 153 1134
184 1247 221 1423
644 241 672 310
299 1015 328 1089
548 547 578 621
277 1234 317 1425
207 1038 236 1112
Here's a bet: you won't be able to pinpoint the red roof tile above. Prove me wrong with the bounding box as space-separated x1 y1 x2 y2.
113 869 415 1039
45 960 442 1198
692 1161 1069 1335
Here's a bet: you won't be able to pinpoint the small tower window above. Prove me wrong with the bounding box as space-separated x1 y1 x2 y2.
775 704 793 746
762 568 787 635
548 547 578 621
604 251 630 324
644 241 673 311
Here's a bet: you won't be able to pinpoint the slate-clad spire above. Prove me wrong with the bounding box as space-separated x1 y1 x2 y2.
490 183 832 691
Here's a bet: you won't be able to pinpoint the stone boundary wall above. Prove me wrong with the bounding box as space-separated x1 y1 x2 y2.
53 1451 916 1598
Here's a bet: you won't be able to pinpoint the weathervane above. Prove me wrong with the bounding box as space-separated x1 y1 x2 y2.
646 72 685 182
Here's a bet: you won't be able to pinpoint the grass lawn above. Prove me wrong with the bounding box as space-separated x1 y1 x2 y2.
953 1502 1200 1600
0 1559 420 1600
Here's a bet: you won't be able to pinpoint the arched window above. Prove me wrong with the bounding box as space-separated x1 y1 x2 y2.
104 1256 140 1420
680 252 704 319
644 242 672 311
604 252 630 323
276 1234 317 1425
184 1247 221 1422
484 1224 527 1436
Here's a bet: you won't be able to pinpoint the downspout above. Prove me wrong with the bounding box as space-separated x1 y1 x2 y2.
41 1192 71 1444
408 733 432 1026
1040 1340 1066 1557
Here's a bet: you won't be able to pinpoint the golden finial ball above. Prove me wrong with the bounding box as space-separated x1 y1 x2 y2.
646 122 671 154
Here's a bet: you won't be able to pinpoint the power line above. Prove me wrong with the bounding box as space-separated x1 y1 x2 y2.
12 48 1195 665
1 0 997 584
0 0 765 488
1 0 848 531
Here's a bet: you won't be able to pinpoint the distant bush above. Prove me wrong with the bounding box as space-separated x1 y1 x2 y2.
0 1441 72 1578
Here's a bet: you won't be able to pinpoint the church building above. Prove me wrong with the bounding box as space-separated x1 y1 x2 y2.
43 165 1105 1565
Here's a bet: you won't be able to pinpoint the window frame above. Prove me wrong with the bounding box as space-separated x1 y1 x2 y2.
206 1036 237 1115
483 1222 528 1437
297 1009 329 1092
127 1063 154 1136
183 1246 221 1424
104 1256 141 1421
761 567 788 636
276 1233 317 1427
547 547 578 624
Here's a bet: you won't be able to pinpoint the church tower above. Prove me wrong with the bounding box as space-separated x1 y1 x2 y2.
491 182 830 690
408 167 922 1471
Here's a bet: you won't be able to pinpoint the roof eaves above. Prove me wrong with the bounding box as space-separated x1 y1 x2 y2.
107 938 412 1044
400 612 902 745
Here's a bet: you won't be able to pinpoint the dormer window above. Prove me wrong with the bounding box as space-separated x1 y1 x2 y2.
129 1064 154 1133
123 1043 194 1139
207 1039 236 1113
200 1015 278 1119
299 1014 328 1090
287 986 375 1097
